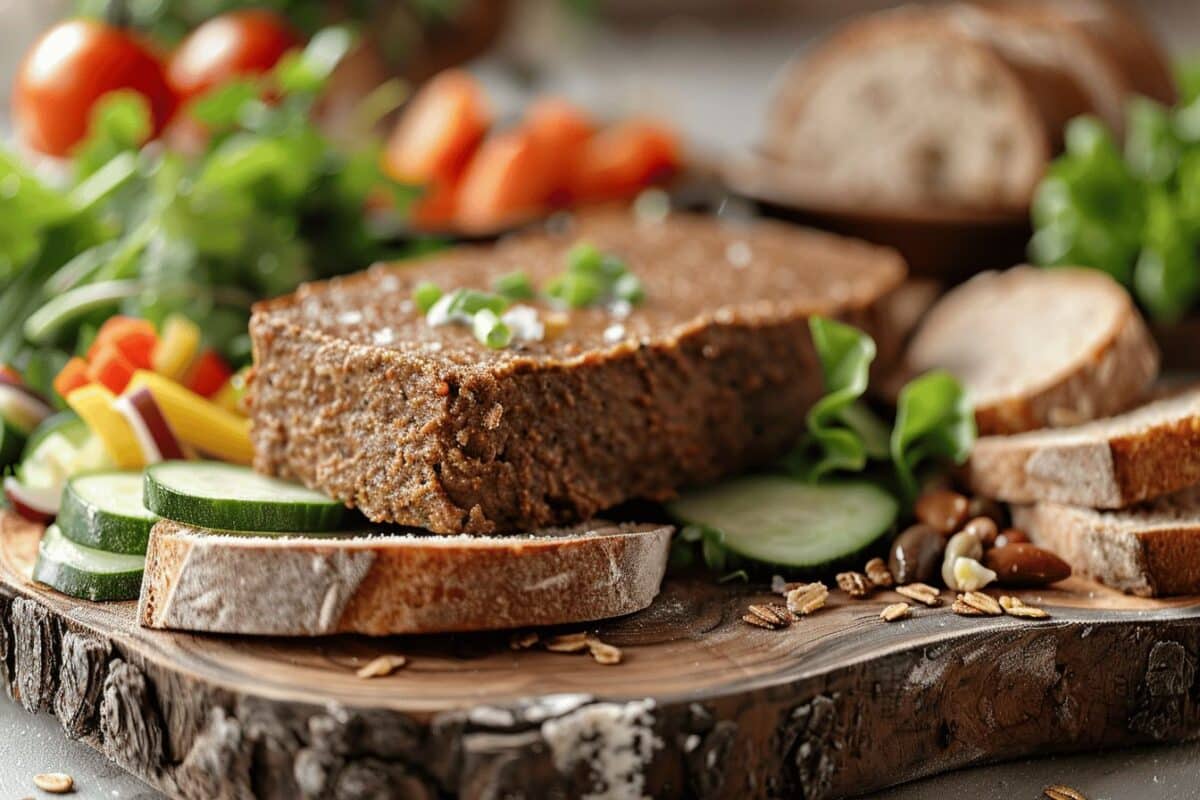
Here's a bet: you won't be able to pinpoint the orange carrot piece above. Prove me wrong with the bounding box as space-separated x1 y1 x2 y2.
409 177 459 231
522 98 595 206
87 317 157 362
53 357 91 399
455 129 556 234
384 69 490 185
87 346 138 394
570 120 682 204
185 349 233 398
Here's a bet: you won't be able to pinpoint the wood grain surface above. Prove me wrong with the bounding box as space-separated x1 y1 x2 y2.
4 510 1200 799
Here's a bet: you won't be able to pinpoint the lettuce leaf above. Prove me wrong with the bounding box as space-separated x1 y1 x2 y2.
890 369 976 501
784 317 889 482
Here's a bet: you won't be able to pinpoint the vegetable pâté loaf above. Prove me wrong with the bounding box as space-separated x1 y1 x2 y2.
249 211 906 534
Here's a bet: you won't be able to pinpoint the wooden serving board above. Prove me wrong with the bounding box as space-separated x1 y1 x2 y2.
4 512 1200 800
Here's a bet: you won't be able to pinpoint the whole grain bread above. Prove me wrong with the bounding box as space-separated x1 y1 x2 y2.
968 387 1200 508
250 211 906 534
1014 488 1200 597
138 520 672 636
906 267 1159 436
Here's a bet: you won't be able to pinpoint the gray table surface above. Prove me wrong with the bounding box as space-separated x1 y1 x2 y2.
5 2 1200 797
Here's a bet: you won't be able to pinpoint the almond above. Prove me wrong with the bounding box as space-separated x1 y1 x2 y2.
984 543 1071 587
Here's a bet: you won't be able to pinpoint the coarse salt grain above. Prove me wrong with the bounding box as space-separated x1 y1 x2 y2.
337 310 363 325
372 327 395 346
603 323 626 344
725 240 752 268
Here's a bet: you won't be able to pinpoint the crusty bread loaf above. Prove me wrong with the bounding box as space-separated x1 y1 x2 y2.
1014 488 1200 596
139 520 672 636
968 387 1200 508
907 267 1159 436
989 0 1176 105
763 1 1170 213
765 8 1051 211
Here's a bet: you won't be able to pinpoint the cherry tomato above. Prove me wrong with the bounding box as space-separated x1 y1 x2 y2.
168 10 301 102
13 19 176 157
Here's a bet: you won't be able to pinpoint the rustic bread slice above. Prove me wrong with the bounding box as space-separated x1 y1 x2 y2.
907 267 1159 436
1014 488 1200 597
765 8 1052 211
138 520 672 636
968 387 1200 508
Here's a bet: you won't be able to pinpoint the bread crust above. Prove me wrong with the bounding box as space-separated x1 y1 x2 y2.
138 520 672 636
1015 498 1200 596
970 386 1200 507
909 267 1159 437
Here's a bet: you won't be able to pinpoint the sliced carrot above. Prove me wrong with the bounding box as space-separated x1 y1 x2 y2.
522 98 595 206
384 69 490 185
185 349 233 398
53 357 91 399
409 177 459 231
455 129 556 234
569 120 682 204
87 317 158 365
87 346 138 394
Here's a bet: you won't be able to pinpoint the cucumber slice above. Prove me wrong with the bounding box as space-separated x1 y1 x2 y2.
33 524 145 602
667 476 899 573
22 411 89 459
58 471 158 554
0 418 26 467
144 462 345 532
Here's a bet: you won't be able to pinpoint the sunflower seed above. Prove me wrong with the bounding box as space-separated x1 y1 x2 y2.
880 602 911 622
33 773 74 794
1006 603 1051 619
586 638 623 665
1044 785 1087 800
355 655 408 678
545 632 590 652
865 557 894 588
959 591 1003 616
786 582 829 615
895 582 941 606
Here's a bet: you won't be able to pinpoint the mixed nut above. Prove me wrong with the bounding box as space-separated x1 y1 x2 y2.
746 486 1067 630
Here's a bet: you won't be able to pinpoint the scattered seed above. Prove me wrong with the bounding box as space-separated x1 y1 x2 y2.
999 594 1022 610
865 557 894 588
747 603 790 627
786 582 829 615
545 632 590 653
836 571 873 598
951 599 986 616
586 637 623 665
355 654 408 679
880 602 911 622
959 591 1003 616
509 631 539 650
33 773 74 794
1006 603 1051 619
895 582 941 607
743 612 780 630
1044 785 1088 800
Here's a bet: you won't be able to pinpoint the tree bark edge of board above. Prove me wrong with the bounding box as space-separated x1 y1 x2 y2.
3 586 1200 799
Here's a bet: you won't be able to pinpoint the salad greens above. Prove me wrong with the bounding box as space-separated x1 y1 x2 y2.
671 317 975 575
0 28 419 383
1030 85 1200 322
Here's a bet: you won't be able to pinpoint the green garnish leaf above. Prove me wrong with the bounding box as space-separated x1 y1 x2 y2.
274 26 354 95
1134 189 1200 323
449 288 508 317
472 309 512 349
493 270 536 302
546 271 604 308
890 370 976 502
613 272 645 305
70 91 152 180
785 317 888 481
413 281 443 314
188 80 262 130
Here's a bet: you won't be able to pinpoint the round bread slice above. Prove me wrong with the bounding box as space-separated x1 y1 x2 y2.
968 386 1200 508
907 267 1159 436
138 520 672 636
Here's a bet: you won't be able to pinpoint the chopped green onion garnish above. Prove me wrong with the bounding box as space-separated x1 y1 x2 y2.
472 309 512 349
565 241 605 276
613 273 645 305
448 288 509 316
413 281 443 314
493 270 536 302
546 272 604 308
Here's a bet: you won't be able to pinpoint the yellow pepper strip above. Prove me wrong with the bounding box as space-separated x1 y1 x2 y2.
126 371 253 465
211 366 250 417
66 385 144 469
152 314 202 382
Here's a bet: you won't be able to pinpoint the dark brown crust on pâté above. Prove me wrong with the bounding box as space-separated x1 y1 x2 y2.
249 212 906 534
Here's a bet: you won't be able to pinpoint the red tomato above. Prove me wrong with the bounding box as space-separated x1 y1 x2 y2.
168 10 301 102
13 19 176 157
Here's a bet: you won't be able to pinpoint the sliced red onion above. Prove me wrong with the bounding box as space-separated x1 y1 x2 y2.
0 383 53 435
4 476 59 523
114 388 186 463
